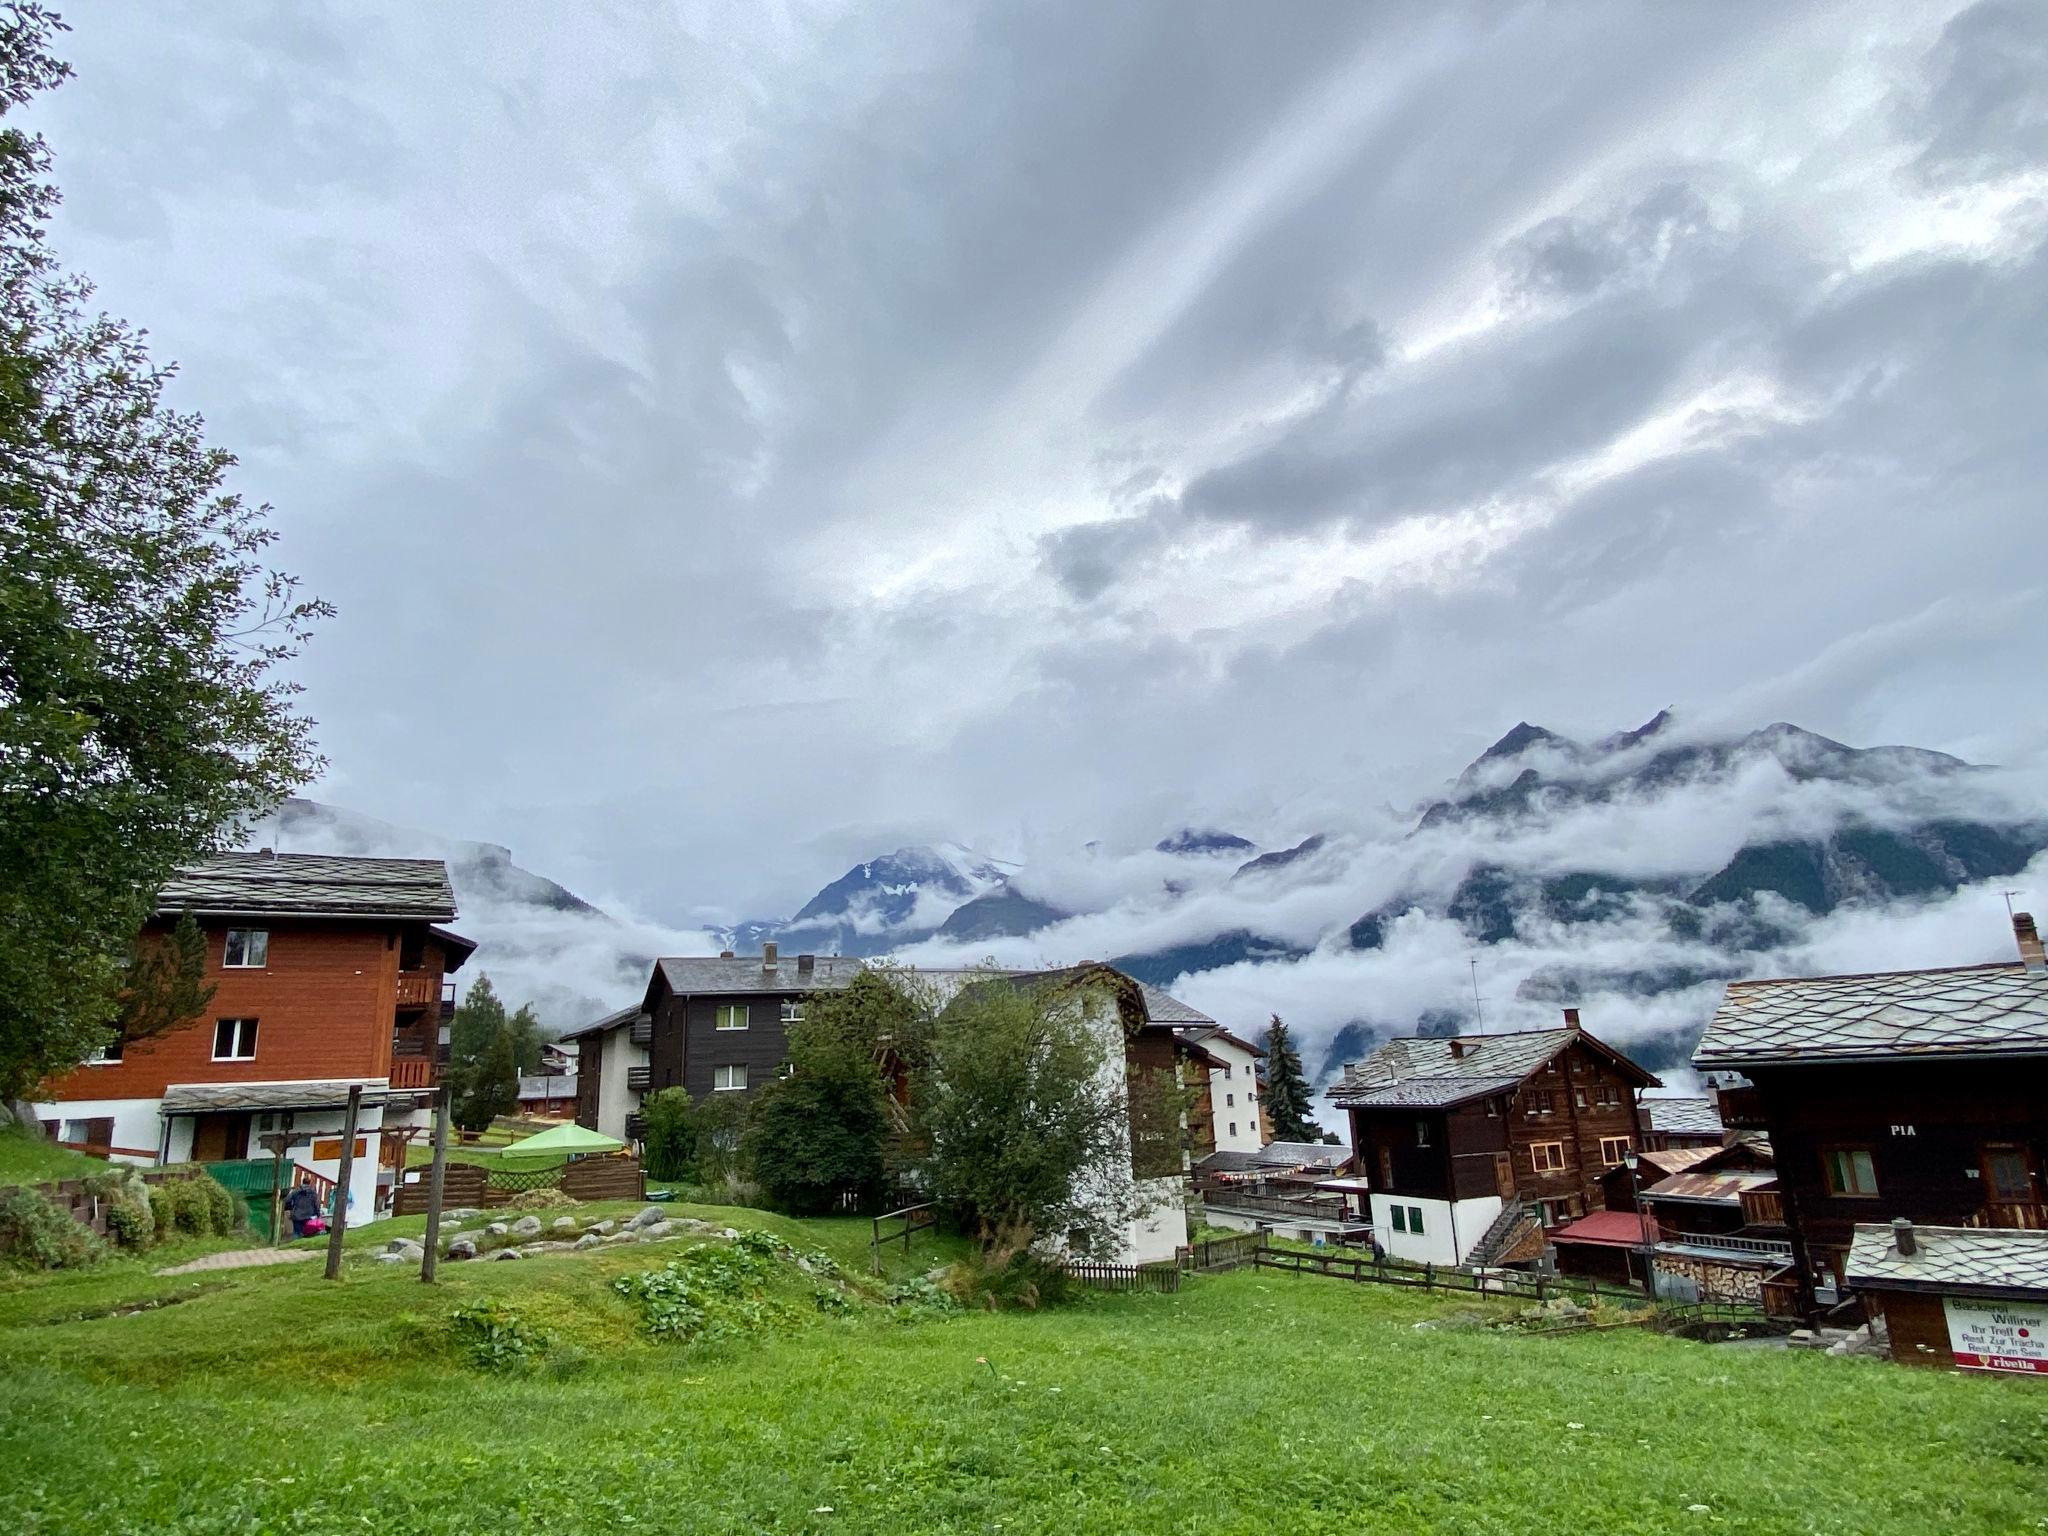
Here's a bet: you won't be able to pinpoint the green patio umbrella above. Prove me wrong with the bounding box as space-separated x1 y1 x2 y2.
495 1122 626 1162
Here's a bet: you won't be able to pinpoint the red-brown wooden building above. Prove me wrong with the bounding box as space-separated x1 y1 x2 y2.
32 852 473 1222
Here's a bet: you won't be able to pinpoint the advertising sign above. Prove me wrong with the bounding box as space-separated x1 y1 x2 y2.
1943 1296 2048 1374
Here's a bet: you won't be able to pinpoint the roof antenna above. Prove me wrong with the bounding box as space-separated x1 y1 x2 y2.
1468 956 1483 1032
2003 889 2024 921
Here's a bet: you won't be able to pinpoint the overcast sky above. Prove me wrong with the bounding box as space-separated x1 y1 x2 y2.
33 0 2048 923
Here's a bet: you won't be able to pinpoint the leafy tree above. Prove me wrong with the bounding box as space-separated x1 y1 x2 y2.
454 1029 518 1134
0 7 329 1100
505 1004 545 1075
913 969 1156 1263
689 1092 751 1187
743 980 899 1214
1258 1015 1318 1142
639 1087 698 1182
446 974 507 1072
115 911 215 1047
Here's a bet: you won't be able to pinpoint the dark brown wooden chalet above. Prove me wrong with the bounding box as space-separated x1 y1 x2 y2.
1693 912 2048 1317
1326 1009 1659 1267
1642 1095 1728 1151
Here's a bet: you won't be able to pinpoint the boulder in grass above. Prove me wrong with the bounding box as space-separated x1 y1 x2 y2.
575 1232 603 1250
374 1252 406 1265
492 1248 524 1261
444 1207 483 1222
626 1206 666 1230
509 1215 544 1238
586 1220 616 1235
447 1238 479 1261
552 1216 579 1231
486 1222 510 1237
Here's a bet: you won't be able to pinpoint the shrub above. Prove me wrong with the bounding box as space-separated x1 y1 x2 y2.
939 1253 1075 1312
505 1186 576 1211
85 1168 155 1248
154 1173 236 1237
0 1187 105 1270
448 1300 551 1373
640 1087 698 1182
197 1174 236 1234
146 1182 173 1236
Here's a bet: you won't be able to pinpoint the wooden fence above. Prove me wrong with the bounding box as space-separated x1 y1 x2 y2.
1251 1243 1671 1311
1182 1233 1262 1273
870 1201 937 1274
391 1153 645 1216
1063 1259 1184 1294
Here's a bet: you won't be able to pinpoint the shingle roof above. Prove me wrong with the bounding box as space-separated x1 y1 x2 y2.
557 1005 645 1042
158 853 455 920
161 1079 408 1114
1845 1224 2048 1299
657 955 866 995
1693 962 2048 1068
1642 1169 1777 1206
1137 983 1214 1026
1645 1096 1724 1138
1196 1142 1351 1176
1326 1026 1658 1108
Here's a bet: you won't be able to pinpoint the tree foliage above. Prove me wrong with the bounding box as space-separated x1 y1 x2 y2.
1258 1015 1318 1142
912 972 1154 1263
116 911 215 1046
455 1029 519 1134
0 6 328 1098
505 1004 545 1075
743 975 906 1215
639 1087 699 1182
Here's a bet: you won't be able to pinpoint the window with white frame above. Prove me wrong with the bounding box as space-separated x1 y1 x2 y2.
712 1063 747 1092
212 1017 259 1060
222 929 269 968
779 999 804 1025
1598 1135 1632 1166
1530 1141 1566 1173
87 1037 124 1064
715 1004 749 1031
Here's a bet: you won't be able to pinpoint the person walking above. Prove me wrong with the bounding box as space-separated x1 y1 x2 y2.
283 1180 322 1240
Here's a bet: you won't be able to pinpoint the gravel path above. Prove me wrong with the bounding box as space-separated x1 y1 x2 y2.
155 1247 319 1276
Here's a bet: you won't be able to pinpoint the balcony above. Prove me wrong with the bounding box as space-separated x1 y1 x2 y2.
626 1065 652 1092
1714 1084 1768 1130
1657 1229 1795 1262
388 1057 439 1090
624 1112 646 1141
629 1016 652 1047
1739 1187 1785 1228
1970 1201 2048 1231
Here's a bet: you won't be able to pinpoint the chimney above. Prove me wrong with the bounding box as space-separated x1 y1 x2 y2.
719 949 735 960
1562 1007 1581 1031
798 953 815 976
259 846 276 860
762 940 779 971
1448 1039 1467 1060
1892 1217 1917 1258
2016 912 2046 974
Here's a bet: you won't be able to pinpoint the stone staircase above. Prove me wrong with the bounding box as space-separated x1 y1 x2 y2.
1465 1201 1542 1268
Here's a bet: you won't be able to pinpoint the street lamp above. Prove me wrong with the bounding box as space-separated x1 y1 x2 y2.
1623 1148 1658 1302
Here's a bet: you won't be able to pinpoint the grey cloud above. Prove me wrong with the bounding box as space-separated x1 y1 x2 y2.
1501 182 1721 301
1908 0 2048 183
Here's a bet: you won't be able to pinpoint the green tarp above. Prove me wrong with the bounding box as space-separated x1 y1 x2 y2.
495 1123 626 1162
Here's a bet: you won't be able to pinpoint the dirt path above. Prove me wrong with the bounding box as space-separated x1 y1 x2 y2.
155 1247 319 1276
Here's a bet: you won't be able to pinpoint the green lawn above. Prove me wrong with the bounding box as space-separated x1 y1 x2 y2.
0 1124 114 1185
1 1202 2041 1535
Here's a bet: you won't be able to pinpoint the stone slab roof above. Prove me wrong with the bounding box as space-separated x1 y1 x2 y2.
1196 1142 1351 1176
1137 982 1214 1026
161 1079 406 1114
157 853 455 920
1327 1025 1657 1108
1846 1223 2048 1299
557 1005 647 1042
657 955 866 995
1644 1096 1724 1137
1693 962 2048 1069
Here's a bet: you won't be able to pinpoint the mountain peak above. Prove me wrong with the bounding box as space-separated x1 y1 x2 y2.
1478 722 1569 763
1155 828 1257 856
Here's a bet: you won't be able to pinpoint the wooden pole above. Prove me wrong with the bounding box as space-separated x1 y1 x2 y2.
323 1084 363 1281
420 1086 450 1284
270 1140 286 1247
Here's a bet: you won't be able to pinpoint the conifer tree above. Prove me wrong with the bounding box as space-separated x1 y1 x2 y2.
1258 1015 1318 1142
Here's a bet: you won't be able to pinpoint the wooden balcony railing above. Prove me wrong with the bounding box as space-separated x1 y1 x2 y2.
395 972 439 1008
629 1017 652 1046
388 1057 438 1089
1970 1201 2048 1231
1739 1188 1785 1227
1714 1084 1768 1129
626 1065 652 1092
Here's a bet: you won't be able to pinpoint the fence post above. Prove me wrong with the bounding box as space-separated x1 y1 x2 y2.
323 1084 363 1282
1536 1273 1547 1303
1424 1263 1434 1292
420 1086 450 1285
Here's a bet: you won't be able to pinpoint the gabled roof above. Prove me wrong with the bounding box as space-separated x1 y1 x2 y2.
656 955 866 995
1196 1142 1351 1177
157 853 456 921
1644 1096 1724 1138
1179 1023 1265 1058
1846 1224 2048 1300
1326 1025 1658 1109
1693 962 2048 1069
557 1005 645 1042
1137 983 1215 1026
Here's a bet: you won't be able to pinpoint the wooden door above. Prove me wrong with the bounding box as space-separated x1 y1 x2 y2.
1493 1152 1516 1200
190 1112 251 1162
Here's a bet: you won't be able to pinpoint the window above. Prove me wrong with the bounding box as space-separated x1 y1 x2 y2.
1598 1136 1632 1166
223 929 269 968
1415 1120 1432 1148
1407 1206 1425 1235
779 1000 804 1025
61 1117 113 1148
1222 1063 1232 1079
1984 1144 2037 1202
1595 1085 1622 1108
1390 1205 1408 1233
1526 1090 1555 1117
1820 1145 1879 1198
1485 1096 1500 1117
1228 1122 1238 1137
212 1018 258 1060
715 1004 749 1031
712 1063 747 1092
1226 1092 1234 1107
1574 1089 1587 1109
87 1037 124 1064
1530 1141 1566 1173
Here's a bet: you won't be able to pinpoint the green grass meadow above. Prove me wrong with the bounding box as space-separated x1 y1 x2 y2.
2 1197 2043 1535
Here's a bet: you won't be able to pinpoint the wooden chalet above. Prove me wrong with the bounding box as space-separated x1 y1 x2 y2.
1326 1009 1659 1268
32 852 473 1225
1642 1095 1728 1150
1845 1220 2048 1374
1693 912 2048 1317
